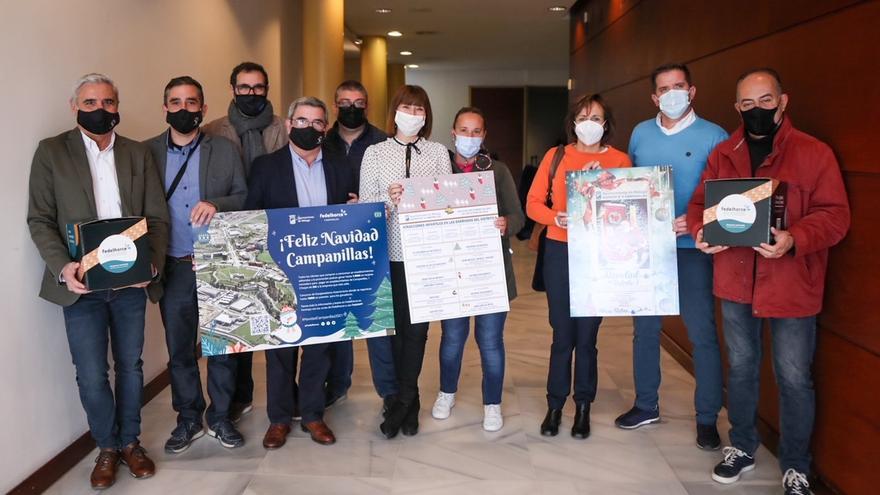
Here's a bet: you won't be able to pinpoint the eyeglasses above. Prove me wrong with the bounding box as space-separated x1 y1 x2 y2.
234 83 268 95
337 99 366 109
574 115 604 124
290 117 327 131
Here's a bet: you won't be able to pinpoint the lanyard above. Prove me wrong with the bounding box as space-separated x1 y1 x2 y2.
166 132 204 201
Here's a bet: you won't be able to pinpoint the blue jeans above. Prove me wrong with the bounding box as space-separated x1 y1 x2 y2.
159 258 237 426
722 299 817 474
544 239 602 409
632 249 723 424
366 336 399 398
62 288 147 449
439 311 507 405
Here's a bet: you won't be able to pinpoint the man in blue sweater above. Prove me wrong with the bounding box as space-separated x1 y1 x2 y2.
617 63 728 450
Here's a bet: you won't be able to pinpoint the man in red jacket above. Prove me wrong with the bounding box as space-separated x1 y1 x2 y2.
687 68 849 495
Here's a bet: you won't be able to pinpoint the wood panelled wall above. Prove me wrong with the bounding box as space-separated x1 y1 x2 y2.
568 1 878 493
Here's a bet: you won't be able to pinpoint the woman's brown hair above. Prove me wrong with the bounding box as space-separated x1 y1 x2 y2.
386 85 433 138
564 93 615 146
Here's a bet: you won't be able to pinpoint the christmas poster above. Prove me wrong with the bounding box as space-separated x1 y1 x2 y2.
396 171 510 323
566 166 679 316
194 203 394 356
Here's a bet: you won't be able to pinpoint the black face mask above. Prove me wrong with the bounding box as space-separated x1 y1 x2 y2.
741 106 780 137
234 94 268 117
289 126 324 151
337 105 367 129
166 109 203 134
77 108 120 135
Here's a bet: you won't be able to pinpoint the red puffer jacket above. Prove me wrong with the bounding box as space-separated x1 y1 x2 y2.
687 118 850 318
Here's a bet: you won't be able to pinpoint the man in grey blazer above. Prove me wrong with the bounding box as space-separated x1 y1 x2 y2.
27 73 169 490
144 76 248 453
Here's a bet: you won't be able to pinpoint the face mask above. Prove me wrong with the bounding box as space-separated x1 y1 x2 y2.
337 105 367 129
289 126 324 151
166 109 203 134
77 108 120 135
394 110 425 137
454 135 483 159
574 119 604 146
741 106 780 136
234 94 268 117
658 89 690 119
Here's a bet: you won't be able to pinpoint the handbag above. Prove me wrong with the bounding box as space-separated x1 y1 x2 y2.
531 144 566 292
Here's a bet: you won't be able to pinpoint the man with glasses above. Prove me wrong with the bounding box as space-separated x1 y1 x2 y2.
322 80 395 411
687 68 850 495
144 76 248 452
244 96 358 448
204 61 288 424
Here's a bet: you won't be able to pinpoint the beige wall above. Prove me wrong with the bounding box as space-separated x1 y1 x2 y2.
0 0 299 490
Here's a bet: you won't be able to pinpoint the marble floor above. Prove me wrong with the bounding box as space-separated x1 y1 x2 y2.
48 239 784 494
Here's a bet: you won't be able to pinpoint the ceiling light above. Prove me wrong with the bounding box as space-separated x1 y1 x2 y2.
353 39 363 45
405 64 419 69
387 31 403 37
548 6 566 12
400 51 412 56
375 8 392 14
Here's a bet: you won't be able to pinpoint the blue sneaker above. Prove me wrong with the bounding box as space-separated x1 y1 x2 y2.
712 447 755 484
614 405 660 429
782 469 812 495
207 420 244 449
164 421 204 453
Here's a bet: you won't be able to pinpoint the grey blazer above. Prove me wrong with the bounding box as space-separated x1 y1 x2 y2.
27 128 170 306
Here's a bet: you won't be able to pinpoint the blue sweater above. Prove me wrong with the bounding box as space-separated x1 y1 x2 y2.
629 115 728 248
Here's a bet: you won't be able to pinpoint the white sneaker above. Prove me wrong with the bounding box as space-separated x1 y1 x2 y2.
483 404 503 432
431 392 456 419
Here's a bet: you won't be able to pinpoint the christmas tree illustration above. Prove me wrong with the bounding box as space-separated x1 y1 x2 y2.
366 276 395 333
341 311 362 340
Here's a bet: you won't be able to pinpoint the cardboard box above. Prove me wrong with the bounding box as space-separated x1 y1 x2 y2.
66 216 152 290
703 178 786 247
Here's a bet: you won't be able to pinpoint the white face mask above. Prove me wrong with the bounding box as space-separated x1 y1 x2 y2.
574 119 605 146
454 135 483 158
394 110 425 137
658 89 691 119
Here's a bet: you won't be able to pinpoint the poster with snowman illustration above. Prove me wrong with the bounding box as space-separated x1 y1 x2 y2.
566 166 680 316
194 203 394 356
397 171 509 323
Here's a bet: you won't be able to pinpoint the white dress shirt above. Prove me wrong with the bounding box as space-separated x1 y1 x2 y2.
81 131 123 219
655 108 697 136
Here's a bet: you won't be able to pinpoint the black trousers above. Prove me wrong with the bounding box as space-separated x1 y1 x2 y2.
389 261 430 404
266 344 331 424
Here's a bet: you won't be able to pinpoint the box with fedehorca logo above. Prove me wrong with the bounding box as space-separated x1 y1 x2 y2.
66 216 153 290
703 178 786 247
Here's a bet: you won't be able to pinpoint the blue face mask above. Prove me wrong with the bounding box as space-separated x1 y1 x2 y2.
454 135 483 158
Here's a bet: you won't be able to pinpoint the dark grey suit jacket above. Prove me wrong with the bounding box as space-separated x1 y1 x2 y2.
27 128 170 306
144 130 247 300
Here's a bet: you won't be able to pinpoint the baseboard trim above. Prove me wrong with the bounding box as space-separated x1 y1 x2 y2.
9 369 170 494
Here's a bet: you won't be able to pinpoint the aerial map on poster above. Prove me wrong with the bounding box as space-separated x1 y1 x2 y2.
194 203 394 356
566 166 680 317
397 171 509 323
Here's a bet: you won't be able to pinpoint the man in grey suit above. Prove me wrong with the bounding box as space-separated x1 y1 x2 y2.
144 76 248 453
27 73 168 490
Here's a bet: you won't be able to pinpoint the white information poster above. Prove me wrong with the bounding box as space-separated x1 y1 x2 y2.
397 171 510 323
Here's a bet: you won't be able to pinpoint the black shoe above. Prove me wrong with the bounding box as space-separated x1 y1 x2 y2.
325 392 348 410
164 421 204 453
207 420 245 449
571 403 590 439
401 398 420 436
712 447 755 484
783 468 813 495
614 405 660 429
380 399 408 439
382 394 398 418
697 423 721 450
540 408 562 436
229 402 253 423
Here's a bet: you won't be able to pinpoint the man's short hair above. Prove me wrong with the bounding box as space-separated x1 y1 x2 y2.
335 80 368 102
229 62 269 87
163 76 204 105
650 63 692 91
736 67 784 94
287 96 327 121
70 73 118 105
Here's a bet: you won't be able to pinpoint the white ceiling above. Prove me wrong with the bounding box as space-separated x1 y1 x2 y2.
344 0 573 71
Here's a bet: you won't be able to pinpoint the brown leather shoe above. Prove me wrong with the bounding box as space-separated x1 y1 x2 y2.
120 442 155 479
301 420 336 445
90 448 119 490
262 423 291 449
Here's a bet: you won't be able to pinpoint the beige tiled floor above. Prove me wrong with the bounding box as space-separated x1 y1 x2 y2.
47 239 783 494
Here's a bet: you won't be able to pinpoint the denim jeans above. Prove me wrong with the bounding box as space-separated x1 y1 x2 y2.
722 299 817 474
543 239 602 409
366 335 399 398
326 340 353 398
632 249 723 424
439 311 507 405
62 288 147 449
159 258 237 426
